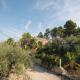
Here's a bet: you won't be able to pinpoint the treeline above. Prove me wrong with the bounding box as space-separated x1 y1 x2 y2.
36 20 80 75
38 20 80 39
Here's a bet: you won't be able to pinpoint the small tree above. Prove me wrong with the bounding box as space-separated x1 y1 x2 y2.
7 38 14 45
22 32 32 39
64 20 77 36
38 32 44 38
20 32 32 49
44 28 50 39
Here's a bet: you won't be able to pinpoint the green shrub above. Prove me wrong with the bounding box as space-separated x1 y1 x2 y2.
0 43 32 78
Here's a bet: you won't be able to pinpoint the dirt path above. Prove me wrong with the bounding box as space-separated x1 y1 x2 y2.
27 65 61 80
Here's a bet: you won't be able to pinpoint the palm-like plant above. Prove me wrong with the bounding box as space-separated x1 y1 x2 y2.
63 51 80 72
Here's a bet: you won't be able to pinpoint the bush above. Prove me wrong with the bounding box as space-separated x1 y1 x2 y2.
0 43 32 78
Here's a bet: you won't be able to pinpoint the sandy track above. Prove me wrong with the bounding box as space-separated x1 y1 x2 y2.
27 65 61 80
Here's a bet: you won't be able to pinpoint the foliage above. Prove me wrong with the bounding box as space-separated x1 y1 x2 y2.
0 43 32 78
7 38 14 45
51 27 58 38
21 33 37 50
39 20 79 39
30 39 37 49
22 32 32 39
36 33 80 71
50 27 64 38
38 32 44 38
44 28 50 39
64 20 77 36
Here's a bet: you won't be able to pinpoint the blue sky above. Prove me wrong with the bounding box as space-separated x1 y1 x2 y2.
0 0 80 41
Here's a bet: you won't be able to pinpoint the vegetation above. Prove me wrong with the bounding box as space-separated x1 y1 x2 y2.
0 35 32 79
36 20 80 75
0 20 80 79
20 32 37 50
38 32 44 38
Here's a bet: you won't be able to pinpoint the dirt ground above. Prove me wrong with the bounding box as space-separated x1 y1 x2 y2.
8 64 61 80
27 65 61 80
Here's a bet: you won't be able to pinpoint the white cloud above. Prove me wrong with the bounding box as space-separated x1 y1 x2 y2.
25 20 32 30
47 0 80 26
34 0 55 11
34 0 80 25
1 0 7 8
0 27 24 41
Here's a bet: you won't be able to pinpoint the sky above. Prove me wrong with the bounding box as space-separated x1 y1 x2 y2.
0 0 80 41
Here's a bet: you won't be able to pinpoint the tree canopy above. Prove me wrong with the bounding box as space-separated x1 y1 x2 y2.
64 20 77 36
